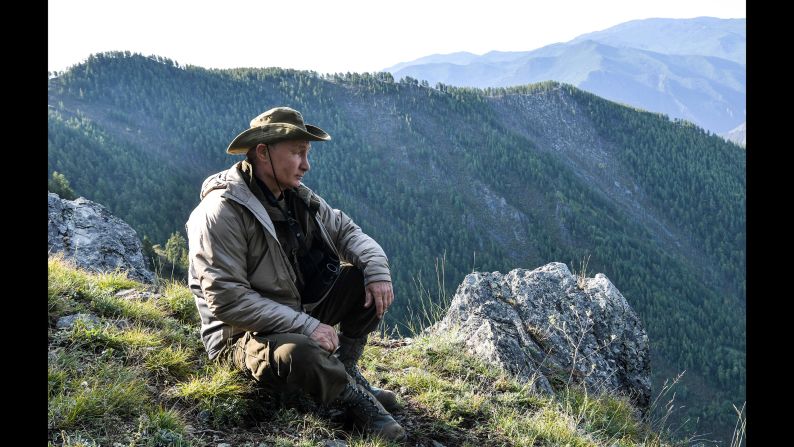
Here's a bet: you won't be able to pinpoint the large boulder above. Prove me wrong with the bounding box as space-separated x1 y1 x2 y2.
48 193 155 284
429 262 651 412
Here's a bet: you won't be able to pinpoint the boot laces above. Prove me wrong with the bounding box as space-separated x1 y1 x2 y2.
348 384 383 422
347 365 376 394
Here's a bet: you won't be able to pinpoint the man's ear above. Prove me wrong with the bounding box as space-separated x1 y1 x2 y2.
256 143 269 162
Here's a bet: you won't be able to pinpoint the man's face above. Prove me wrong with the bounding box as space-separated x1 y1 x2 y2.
266 139 311 189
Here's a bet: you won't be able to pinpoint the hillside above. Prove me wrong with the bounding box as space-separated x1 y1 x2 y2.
48 256 690 446
47 52 745 441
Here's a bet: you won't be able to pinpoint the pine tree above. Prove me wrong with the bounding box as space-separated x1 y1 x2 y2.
164 232 188 268
48 171 77 200
141 235 157 270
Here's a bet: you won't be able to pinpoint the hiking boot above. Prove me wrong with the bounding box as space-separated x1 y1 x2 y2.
336 333 401 412
335 382 407 441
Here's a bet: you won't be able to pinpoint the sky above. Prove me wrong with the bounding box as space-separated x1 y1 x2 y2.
48 0 746 75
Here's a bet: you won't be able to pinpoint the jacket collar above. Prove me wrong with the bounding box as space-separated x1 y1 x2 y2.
200 162 318 239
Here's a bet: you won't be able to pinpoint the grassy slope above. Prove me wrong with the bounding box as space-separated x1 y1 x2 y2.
48 256 687 447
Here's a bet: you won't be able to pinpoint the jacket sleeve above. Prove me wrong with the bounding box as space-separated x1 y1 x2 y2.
187 197 320 337
314 194 392 285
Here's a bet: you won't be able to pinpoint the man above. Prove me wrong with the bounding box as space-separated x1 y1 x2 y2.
186 106 406 441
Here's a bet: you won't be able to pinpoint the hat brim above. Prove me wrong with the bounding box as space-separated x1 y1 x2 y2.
226 123 331 154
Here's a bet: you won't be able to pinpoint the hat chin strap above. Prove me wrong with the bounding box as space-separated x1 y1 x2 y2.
266 145 285 199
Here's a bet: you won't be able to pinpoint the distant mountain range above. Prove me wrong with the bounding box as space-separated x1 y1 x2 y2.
722 121 746 146
385 17 745 136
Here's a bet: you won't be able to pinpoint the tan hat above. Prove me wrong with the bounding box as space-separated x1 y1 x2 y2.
226 107 331 154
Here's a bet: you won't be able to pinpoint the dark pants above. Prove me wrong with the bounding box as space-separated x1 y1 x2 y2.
223 264 380 404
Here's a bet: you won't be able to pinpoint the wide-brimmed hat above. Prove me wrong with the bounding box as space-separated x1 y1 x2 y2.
226 106 331 154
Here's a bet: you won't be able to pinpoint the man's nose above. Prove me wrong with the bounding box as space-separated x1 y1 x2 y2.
300 154 310 171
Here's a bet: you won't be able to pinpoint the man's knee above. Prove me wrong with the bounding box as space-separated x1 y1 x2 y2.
270 333 329 373
269 333 350 403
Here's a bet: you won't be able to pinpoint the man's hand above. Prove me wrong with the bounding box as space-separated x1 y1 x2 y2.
364 281 394 319
309 323 339 353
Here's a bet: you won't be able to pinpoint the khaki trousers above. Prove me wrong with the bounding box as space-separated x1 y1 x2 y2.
221 264 380 404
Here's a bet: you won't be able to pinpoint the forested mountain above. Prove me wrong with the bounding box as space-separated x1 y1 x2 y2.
385 17 745 135
47 52 745 442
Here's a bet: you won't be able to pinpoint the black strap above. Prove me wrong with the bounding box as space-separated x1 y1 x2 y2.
261 185 340 303
262 188 305 248
262 188 308 284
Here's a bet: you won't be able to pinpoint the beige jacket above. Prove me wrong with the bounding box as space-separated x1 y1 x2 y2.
186 162 391 359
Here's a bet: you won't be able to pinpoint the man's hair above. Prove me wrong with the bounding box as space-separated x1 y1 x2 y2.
246 144 264 165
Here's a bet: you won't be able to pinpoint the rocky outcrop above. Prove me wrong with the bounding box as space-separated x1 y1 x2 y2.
429 262 651 412
48 193 155 284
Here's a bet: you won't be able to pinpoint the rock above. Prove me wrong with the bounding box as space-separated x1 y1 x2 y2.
138 291 160 300
197 410 211 423
322 440 348 447
113 318 133 330
428 262 651 412
116 289 160 301
155 430 183 444
48 193 155 284
56 313 101 330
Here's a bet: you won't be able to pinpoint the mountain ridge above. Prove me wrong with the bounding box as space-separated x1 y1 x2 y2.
384 17 745 135
570 16 746 64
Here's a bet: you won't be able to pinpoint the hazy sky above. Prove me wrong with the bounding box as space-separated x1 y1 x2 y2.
48 0 746 74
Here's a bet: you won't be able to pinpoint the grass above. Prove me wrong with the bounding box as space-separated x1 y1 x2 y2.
64 319 163 352
360 332 667 447
92 293 169 326
143 345 194 381
48 255 92 321
134 407 190 447
48 358 149 430
49 255 685 446
729 402 746 447
563 388 642 441
573 254 592 290
48 256 204 446
170 363 252 427
160 280 200 324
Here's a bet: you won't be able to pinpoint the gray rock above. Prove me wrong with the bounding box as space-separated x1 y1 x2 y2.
113 318 133 330
322 441 348 447
48 193 155 284
115 289 160 301
428 262 651 412
197 410 211 423
56 313 101 330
